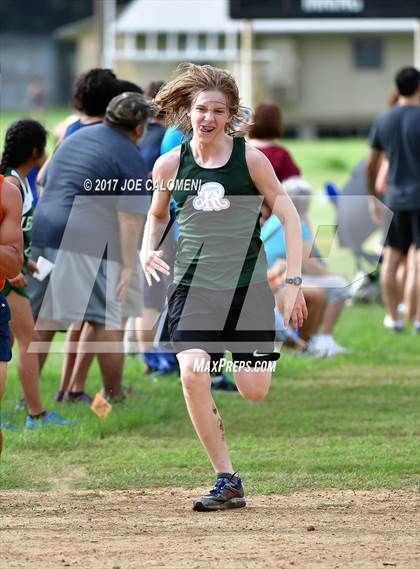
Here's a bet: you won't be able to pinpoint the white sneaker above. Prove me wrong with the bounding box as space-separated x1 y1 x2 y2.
383 315 404 332
397 303 406 319
306 335 332 358
303 348 324 359
307 335 350 358
306 335 321 354
324 338 351 357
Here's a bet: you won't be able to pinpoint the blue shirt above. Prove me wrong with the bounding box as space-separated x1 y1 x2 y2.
63 118 101 139
261 215 312 268
138 122 166 172
27 167 39 205
158 126 185 240
160 126 184 154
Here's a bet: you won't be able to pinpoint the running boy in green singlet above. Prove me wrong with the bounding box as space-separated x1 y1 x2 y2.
141 64 307 511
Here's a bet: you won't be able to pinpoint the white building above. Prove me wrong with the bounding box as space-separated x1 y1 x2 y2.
57 0 419 135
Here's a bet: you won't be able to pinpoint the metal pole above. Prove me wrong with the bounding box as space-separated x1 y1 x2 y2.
240 20 253 108
93 0 103 66
414 19 420 68
101 0 116 69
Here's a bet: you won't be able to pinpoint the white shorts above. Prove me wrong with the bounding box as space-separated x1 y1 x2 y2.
302 273 350 304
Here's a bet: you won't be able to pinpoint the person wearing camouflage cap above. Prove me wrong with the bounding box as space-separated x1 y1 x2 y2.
30 89 151 403
105 91 154 133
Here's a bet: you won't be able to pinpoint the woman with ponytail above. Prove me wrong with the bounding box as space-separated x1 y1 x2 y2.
1 120 69 429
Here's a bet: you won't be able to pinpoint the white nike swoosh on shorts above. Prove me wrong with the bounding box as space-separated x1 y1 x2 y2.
253 350 270 357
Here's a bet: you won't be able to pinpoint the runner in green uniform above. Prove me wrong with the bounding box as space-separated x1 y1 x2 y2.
0 120 70 428
141 64 307 511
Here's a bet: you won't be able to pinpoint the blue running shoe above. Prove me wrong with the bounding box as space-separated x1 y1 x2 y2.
25 411 76 430
0 419 17 430
193 473 246 511
63 391 93 404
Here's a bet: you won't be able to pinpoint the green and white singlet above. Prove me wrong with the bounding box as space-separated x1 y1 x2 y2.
5 168 34 263
171 137 268 290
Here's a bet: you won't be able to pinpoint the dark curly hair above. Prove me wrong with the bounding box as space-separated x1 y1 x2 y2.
0 119 47 174
72 68 120 116
117 79 144 95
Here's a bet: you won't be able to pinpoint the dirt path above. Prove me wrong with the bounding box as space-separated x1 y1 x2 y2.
0 489 418 568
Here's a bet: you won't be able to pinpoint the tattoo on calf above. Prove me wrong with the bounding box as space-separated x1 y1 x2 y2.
212 403 225 441
218 417 225 441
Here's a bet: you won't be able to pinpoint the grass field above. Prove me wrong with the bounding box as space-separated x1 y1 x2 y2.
0 110 418 495
1 304 418 493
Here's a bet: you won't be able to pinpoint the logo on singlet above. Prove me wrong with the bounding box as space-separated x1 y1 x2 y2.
192 182 230 212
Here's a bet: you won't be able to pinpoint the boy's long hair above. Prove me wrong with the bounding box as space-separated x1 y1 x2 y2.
155 63 248 135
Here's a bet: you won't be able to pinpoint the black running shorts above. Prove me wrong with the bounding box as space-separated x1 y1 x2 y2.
385 210 420 252
167 281 279 366
0 295 12 362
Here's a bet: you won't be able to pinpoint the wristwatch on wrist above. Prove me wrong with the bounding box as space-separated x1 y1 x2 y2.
285 276 303 286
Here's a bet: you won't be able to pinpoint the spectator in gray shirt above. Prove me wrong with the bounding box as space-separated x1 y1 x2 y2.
30 92 152 400
367 66 420 333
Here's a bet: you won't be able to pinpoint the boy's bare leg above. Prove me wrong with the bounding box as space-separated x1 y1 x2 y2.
234 368 272 402
415 249 420 323
59 322 83 393
177 349 233 474
97 328 124 399
381 247 404 321
67 323 124 399
403 246 416 321
67 322 96 393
